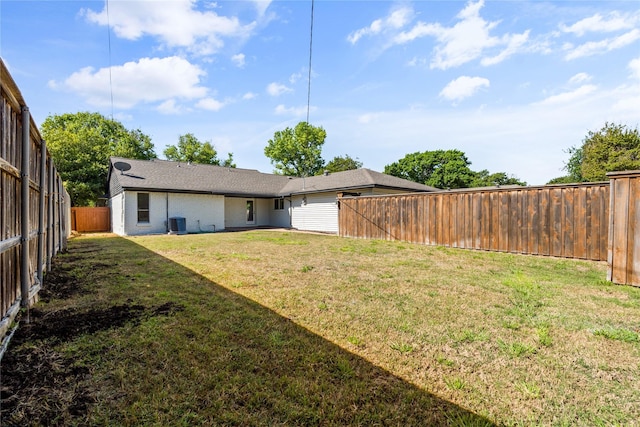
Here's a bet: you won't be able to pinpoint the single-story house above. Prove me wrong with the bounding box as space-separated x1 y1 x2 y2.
107 157 439 235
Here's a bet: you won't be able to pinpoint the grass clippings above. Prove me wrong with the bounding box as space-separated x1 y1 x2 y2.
2 230 640 426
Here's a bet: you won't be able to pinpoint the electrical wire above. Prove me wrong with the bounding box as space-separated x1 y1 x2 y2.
106 0 114 120
306 0 314 125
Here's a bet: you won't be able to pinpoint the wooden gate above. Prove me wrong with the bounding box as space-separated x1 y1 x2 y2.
71 207 111 232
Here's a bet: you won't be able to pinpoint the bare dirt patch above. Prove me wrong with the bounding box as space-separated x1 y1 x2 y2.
1 257 183 426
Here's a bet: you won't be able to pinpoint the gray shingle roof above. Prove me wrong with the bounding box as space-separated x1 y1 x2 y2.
277 168 439 195
108 157 438 198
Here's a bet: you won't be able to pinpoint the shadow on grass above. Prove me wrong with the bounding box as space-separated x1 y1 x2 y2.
2 235 495 426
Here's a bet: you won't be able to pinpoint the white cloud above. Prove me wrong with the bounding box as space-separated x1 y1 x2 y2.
569 72 592 85
358 113 382 124
535 85 598 106
614 57 640 111
392 0 529 69
51 56 208 109
630 57 640 80
440 76 490 102
243 92 258 100
565 29 640 60
560 12 640 36
267 82 293 96
406 56 428 67
289 71 303 84
274 104 312 116
232 53 246 68
157 99 184 115
347 6 413 44
196 97 225 111
392 21 440 45
252 0 273 17
83 1 257 56
481 30 530 66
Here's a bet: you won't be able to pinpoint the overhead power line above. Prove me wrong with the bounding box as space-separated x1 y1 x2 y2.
106 0 114 120
306 0 315 125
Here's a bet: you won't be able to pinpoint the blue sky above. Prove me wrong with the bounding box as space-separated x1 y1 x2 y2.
2 0 639 185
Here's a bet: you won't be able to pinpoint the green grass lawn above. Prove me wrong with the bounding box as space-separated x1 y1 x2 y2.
3 230 639 426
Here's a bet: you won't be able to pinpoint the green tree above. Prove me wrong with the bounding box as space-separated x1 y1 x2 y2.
471 170 527 187
41 112 156 206
581 122 640 181
264 122 326 177
322 154 362 174
164 133 234 166
385 149 525 189
384 150 477 189
548 123 640 184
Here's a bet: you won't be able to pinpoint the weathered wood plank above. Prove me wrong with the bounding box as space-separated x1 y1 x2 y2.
629 177 640 286
611 178 630 284
550 188 563 257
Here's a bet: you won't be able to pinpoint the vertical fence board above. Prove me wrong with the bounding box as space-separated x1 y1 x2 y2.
539 189 550 256
496 192 507 252
628 178 640 286
550 188 562 257
574 187 587 259
585 187 596 260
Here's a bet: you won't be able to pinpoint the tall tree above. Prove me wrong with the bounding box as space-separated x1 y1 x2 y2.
471 170 527 187
385 149 525 189
322 154 362 174
264 122 326 177
581 122 640 181
164 133 234 166
547 123 640 184
384 150 477 189
41 112 156 206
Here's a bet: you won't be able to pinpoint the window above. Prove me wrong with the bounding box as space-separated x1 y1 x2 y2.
137 193 150 223
274 198 284 210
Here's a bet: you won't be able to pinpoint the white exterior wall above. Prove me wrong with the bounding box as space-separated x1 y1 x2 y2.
116 191 224 236
256 198 271 226
225 197 259 228
269 199 291 228
291 192 339 233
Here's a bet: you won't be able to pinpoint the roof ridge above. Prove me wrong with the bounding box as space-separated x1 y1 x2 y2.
360 167 378 185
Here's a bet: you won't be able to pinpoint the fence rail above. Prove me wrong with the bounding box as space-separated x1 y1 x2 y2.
339 182 610 262
1 58 70 346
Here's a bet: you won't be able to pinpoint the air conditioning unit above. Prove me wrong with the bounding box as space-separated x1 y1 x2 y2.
168 217 187 235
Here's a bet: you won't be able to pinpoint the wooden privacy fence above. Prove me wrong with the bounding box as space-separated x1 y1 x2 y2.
71 207 111 232
607 171 640 287
1 58 70 347
339 182 610 262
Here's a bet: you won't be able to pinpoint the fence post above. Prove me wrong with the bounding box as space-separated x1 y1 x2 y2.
47 157 53 271
37 140 46 285
20 106 30 308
